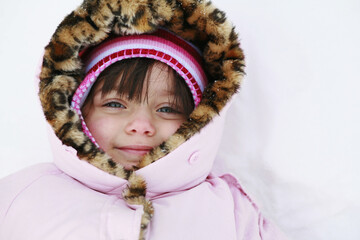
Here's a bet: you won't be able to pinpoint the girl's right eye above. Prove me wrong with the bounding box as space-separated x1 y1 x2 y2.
103 101 125 108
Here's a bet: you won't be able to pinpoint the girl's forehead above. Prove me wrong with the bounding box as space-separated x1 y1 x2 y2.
147 63 174 82
96 62 175 95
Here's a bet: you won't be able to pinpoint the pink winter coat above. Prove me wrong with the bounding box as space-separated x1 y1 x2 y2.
0 104 287 239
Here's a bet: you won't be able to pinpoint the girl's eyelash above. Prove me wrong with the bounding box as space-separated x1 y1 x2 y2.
103 101 125 108
157 106 182 114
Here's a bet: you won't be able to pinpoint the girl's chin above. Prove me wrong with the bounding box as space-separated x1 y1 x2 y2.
113 159 140 170
111 154 143 169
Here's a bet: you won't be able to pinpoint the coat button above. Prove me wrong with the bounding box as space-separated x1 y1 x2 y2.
188 151 200 164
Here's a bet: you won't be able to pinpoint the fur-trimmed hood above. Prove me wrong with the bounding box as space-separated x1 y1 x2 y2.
39 0 244 238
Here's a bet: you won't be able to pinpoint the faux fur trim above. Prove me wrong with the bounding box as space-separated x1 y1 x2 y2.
39 0 244 238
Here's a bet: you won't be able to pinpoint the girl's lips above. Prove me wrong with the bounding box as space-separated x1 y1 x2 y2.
117 145 153 156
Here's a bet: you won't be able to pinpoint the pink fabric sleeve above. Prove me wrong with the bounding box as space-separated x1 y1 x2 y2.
220 173 289 240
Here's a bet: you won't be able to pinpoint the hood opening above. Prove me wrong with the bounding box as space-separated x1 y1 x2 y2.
39 1 244 238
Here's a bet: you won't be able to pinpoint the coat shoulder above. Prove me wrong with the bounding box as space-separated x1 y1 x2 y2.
219 173 289 240
0 163 62 222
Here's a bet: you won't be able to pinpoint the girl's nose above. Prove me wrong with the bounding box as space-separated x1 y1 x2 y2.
125 111 156 136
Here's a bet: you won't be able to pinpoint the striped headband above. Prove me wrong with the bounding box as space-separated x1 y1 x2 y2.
71 29 208 147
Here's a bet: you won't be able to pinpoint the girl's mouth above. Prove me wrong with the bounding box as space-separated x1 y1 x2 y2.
117 145 153 156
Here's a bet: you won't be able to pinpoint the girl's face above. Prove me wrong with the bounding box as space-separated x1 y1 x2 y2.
83 62 187 169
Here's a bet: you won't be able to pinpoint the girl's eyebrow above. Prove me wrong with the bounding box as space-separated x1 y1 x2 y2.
153 90 176 98
96 88 120 98
156 87 176 95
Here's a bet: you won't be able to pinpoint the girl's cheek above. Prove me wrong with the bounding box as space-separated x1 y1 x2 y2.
160 119 184 139
87 117 115 142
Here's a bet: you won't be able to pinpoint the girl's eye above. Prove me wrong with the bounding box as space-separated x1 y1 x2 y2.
103 101 125 108
157 106 181 114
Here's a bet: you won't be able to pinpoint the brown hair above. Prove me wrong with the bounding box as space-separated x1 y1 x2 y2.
82 58 194 117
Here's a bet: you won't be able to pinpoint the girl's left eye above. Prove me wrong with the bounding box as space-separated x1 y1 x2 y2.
103 102 125 108
157 106 181 114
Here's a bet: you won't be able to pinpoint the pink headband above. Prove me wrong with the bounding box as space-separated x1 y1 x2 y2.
71 29 208 147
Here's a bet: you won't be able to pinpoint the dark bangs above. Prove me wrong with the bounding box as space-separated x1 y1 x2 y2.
84 58 195 116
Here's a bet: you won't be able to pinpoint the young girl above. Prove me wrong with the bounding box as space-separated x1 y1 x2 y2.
81 58 195 169
0 0 287 239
